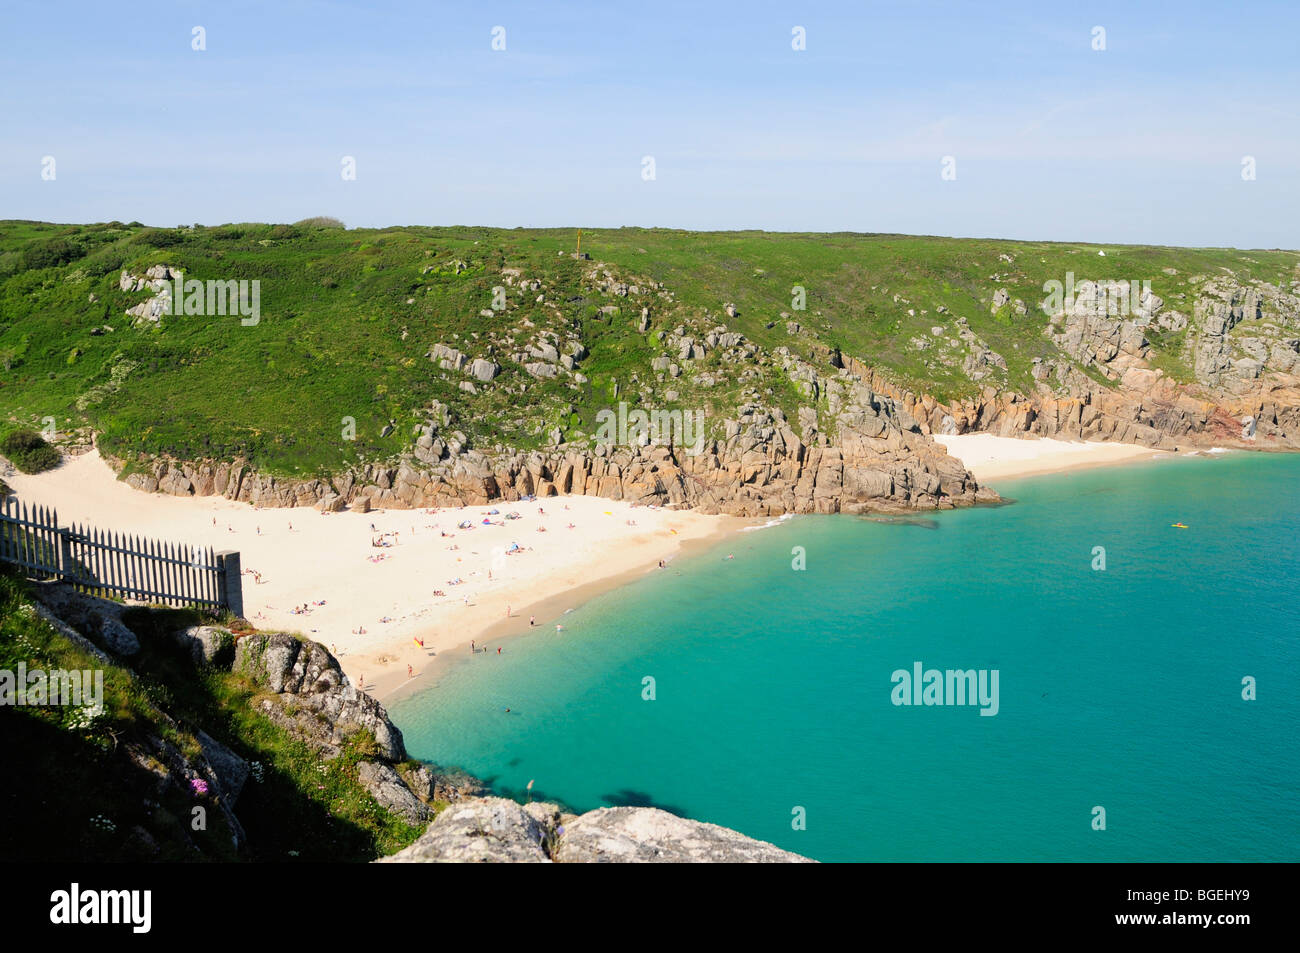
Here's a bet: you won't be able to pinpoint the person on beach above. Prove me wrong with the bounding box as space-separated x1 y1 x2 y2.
529 615 535 627
407 665 413 678
471 640 475 653
498 647 502 654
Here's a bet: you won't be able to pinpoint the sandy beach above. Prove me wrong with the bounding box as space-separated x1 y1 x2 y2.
935 433 1167 482
4 435 1170 698
4 450 735 699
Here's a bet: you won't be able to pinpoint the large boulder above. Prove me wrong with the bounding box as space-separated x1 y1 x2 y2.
379 799 813 863
196 729 250 805
429 343 467 371
29 583 140 657
378 798 550 863
554 807 812 863
358 762 431 826
469 359 500 382
172 624 231 664
523 362 558 379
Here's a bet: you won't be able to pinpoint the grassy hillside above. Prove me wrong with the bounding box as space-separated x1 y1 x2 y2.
0 565 424 861
2 220 1296 478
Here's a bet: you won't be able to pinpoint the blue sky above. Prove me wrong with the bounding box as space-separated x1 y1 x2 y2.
1 0 1297 247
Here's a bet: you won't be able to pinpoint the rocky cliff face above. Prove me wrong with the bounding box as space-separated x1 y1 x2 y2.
112 404 995 518
108 340 999 517
236 632 817 861
378 797 811 863
25 584 251 854
103 263 1300 516
21 585 443 850
871 275 1300 452
22 586 813 862
233 632 405 762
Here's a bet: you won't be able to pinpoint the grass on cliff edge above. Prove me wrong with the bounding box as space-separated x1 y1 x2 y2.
2 220 1296 480
0 565 425 861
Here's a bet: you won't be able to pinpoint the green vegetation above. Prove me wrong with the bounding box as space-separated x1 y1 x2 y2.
1 428 61 473
1 220 1296 478
0 566 424 861
293 216 346 229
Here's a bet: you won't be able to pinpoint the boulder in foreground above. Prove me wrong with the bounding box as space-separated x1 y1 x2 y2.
379 797 812 863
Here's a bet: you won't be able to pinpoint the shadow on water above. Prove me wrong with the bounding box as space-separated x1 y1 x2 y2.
860 516 941 530
600 788 691 816
471 772 577 813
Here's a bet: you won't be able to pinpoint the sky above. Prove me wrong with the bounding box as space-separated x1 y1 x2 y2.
1 0 1297 247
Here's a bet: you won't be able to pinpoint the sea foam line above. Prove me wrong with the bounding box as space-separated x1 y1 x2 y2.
742 513 795 532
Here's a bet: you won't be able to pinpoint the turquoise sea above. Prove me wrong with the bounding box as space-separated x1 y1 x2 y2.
390 452 1300 861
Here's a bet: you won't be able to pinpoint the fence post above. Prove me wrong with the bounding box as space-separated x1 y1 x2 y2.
216 550 243 617
57 528 73 582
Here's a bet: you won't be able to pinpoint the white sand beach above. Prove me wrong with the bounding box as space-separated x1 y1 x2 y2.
4 450 733 698
5 436 1167 697
935 433 1166 482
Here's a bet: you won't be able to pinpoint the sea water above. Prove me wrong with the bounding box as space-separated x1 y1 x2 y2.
390 452 1300 861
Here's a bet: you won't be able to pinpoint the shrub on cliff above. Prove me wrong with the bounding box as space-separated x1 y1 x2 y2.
20 236 85 271
293 215 345 228
1 429 61 473
130 227 185 248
